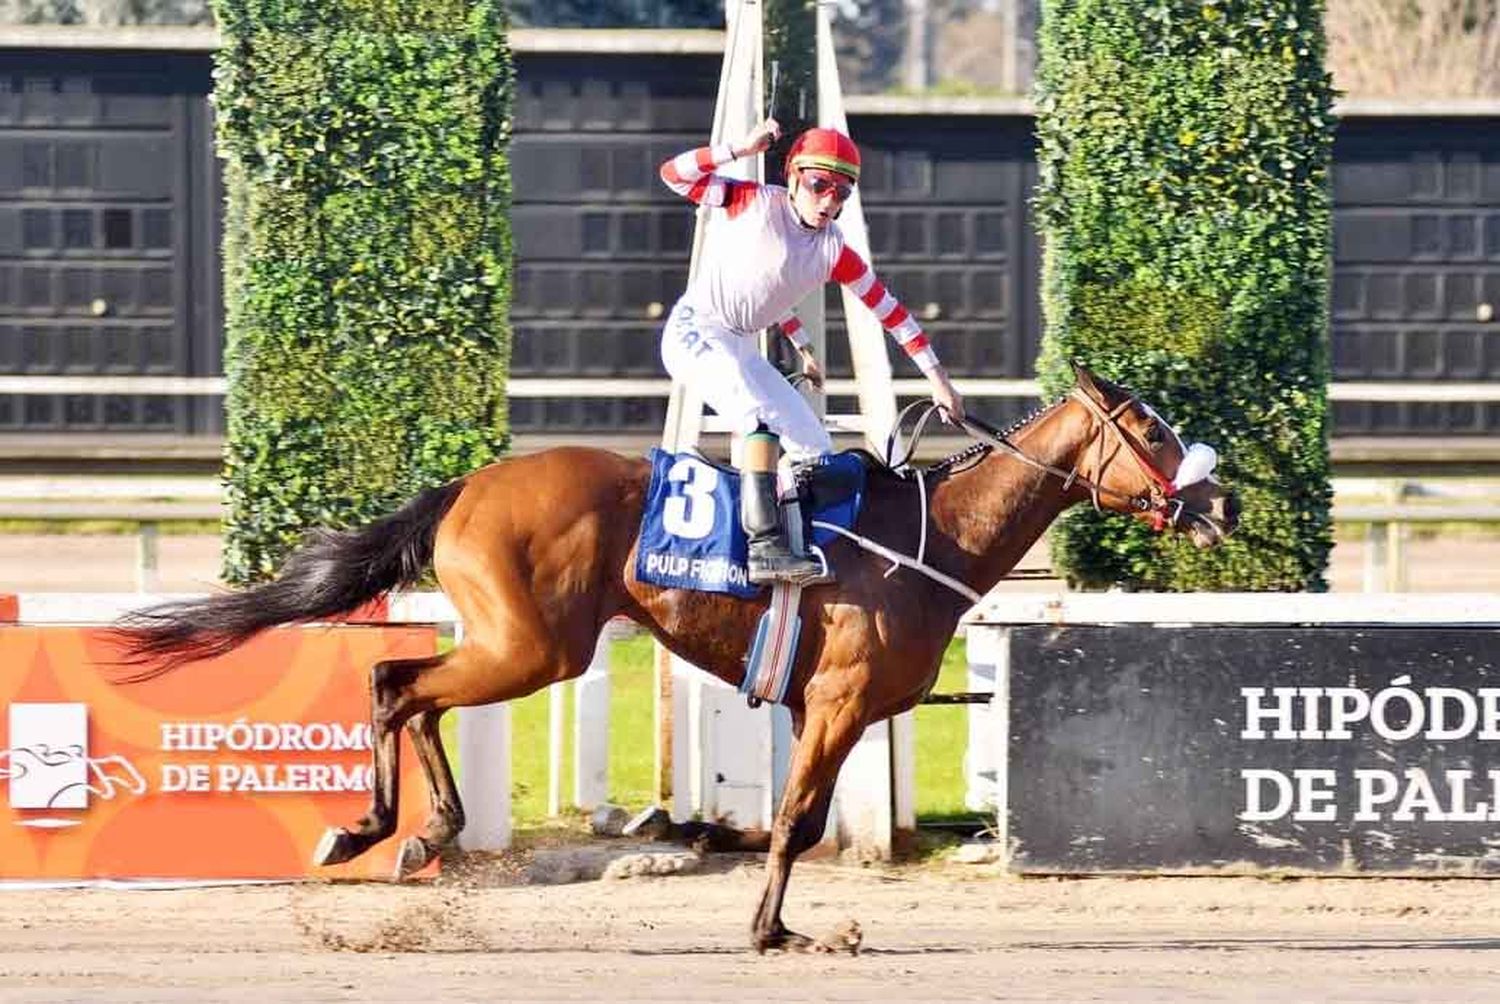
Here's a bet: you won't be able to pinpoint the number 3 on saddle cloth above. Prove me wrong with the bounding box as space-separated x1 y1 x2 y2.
636 448 867 705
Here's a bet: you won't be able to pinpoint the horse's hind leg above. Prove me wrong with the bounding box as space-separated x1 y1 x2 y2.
314 621 596 871
313 653 445 869
394 708 464 878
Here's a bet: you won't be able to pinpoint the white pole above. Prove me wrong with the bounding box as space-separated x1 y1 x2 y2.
547 682 564 816
817 3 898 453
832 719 894 859
454 620 511 851
964 627 1001 812
573 625 613 810
134 523 160 593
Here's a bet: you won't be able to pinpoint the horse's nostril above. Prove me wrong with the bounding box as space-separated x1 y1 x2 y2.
1218 492 1241 532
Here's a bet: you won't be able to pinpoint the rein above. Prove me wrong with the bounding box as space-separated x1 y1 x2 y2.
837 389 1188 604
955 390 1184 530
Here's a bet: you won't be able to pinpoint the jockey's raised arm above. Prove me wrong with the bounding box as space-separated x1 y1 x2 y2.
827 242 964 423
658 118 780 209
658 144 757 210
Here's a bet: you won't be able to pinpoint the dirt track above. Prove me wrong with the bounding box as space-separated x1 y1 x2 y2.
4 855 1500 1002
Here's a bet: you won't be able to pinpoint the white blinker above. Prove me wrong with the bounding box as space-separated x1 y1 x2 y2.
1172 442 1218 489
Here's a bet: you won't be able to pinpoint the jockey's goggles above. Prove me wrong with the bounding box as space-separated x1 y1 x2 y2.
803 174 854 201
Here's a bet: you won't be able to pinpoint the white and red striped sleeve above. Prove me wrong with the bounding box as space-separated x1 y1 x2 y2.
776 312 811 350
658 144 758 217
828 244 939 374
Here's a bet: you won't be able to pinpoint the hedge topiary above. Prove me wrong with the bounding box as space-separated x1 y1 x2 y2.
214 0 513 583
1034 0 1337 591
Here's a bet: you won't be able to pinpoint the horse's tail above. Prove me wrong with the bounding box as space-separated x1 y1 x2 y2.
113 479 466 674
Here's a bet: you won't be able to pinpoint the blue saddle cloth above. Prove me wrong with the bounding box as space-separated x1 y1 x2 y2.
635 449 866 599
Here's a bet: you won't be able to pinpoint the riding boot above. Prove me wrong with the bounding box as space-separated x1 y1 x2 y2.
741 470 825 585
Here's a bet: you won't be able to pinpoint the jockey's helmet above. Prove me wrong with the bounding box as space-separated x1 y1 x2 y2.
785 127 861 185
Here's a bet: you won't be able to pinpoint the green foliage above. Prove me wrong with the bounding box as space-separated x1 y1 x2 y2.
1035 0 1337 591
214 0 513 582
764 0 818 182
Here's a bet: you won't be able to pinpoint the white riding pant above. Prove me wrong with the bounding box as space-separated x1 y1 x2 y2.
659 300 832 460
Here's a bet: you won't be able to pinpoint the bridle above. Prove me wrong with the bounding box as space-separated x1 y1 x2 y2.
889 389 1187 532
1054 388 1185 531
820 387 1193 607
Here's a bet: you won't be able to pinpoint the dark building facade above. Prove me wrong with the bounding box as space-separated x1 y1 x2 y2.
2 34 1497 445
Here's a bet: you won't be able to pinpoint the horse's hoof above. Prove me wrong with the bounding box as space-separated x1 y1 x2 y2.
393 835 436 881
312 827 357 867
753 926 816 954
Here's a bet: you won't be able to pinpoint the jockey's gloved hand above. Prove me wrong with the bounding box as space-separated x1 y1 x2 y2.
796 346 825 390
929 367 965 425
734 118 782 159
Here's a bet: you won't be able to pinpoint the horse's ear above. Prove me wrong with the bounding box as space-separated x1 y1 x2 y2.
1071 361 1128 407
1070 360 1101 396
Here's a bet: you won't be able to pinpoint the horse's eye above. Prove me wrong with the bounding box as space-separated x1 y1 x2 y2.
1145 421 1165 447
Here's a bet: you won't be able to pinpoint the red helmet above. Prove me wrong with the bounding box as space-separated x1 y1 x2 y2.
785 127 860 184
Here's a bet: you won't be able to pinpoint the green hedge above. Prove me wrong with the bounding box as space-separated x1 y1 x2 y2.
1034 0 1336 591
214 0 513 583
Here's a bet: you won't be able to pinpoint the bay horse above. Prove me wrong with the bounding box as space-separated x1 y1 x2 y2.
115 363 1237 953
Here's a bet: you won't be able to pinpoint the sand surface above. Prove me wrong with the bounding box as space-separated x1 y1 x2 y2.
3 854 1500 1002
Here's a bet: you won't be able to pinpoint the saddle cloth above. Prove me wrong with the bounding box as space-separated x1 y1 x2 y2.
635 448 866 599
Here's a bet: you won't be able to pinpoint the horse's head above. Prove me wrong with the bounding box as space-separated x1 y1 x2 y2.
1066 363 1239 548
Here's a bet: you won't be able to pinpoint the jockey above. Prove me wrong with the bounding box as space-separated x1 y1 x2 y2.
658 118 965 585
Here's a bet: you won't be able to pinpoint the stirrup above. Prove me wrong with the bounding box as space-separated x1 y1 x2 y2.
748 540 832 586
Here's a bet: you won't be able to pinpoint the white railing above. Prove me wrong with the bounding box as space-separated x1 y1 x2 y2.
5 374 1497 437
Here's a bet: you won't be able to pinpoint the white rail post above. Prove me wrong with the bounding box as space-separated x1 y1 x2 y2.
984 625 1013 857
832 719 895 859
963 631 999 812
573 623 613 810
547 683 564 816
446 616 511 852
135 523 160 592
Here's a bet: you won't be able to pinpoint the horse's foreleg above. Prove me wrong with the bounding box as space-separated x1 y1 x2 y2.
313 653 445 869
751 695 866 954
394 708 464 878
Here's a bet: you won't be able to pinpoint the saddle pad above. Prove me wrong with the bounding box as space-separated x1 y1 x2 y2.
635 449 865 598
804 452 866 549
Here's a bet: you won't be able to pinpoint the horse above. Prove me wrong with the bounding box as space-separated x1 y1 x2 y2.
114 363 1238 953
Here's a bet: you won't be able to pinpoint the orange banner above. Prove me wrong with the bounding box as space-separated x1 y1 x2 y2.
0 625 438 881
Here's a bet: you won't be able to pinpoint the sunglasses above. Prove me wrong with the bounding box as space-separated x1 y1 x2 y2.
804 176 854 201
